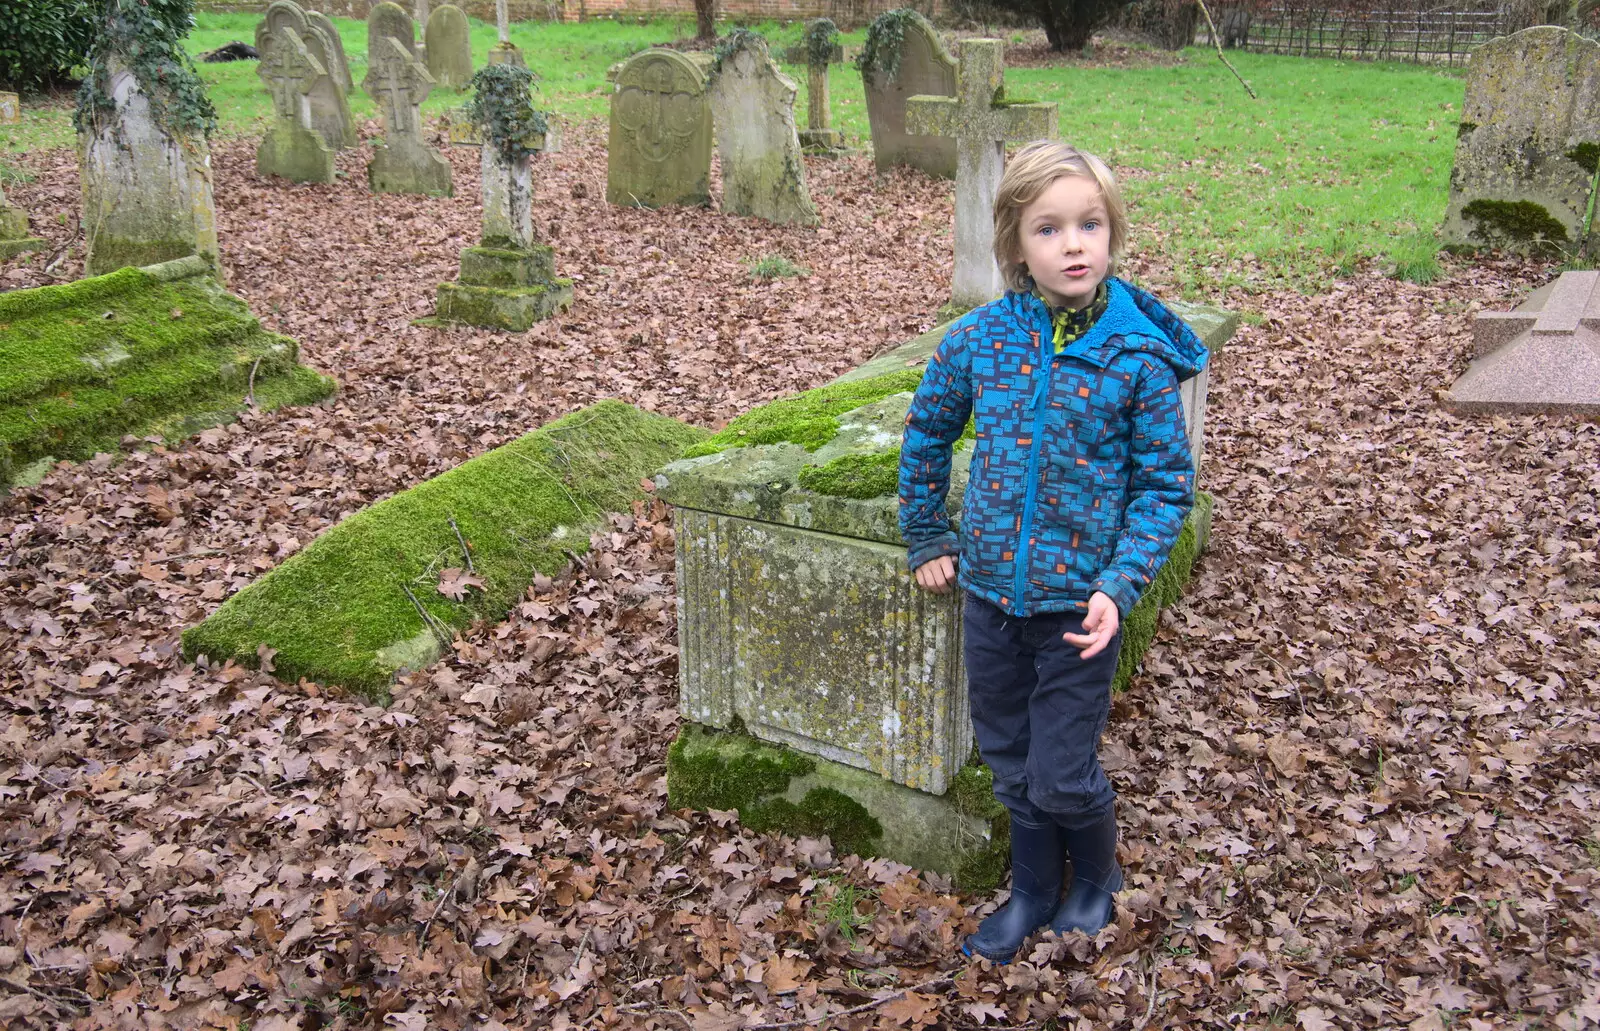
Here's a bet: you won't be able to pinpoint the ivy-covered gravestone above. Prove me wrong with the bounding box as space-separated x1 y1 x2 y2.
791 19 846 155
858 9 957 179
1443 26 1600 257
257 26 337 184
708 32 818 226
364 37 452 195
256 0 356 150
0 182 44 259
656 298 1238 887
433 65 572 330
77 2 220 277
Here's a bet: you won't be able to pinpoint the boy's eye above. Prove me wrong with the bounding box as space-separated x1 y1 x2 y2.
1038 226 1057 237
1083 220 1100 232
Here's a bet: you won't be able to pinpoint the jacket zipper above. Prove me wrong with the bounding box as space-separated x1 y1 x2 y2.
1010 318 1054 616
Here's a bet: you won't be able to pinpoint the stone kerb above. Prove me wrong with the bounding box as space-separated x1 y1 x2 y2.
861 11 957 179
606 49 713 209
425 4 475 88
707 37 819 226
257 0 357 149
1443 26 1600 257
1447 270 1600 415
657 297 1237 884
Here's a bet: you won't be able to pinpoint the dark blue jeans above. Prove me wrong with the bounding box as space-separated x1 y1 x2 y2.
963 593 1122 829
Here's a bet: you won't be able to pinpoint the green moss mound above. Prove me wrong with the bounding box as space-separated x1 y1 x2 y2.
682 368 924 459
0 256 336 488
1113 491 1212 694
182 401 707 698
1567 143 1600 175
797 451 901 500
1461 199 1570 250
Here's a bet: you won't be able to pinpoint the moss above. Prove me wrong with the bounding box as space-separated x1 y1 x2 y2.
181 401 706 697
84 237 203 277
667 722 816 810
434 278 573 331
682 368 924 459
797 451 900 499
1112 491 1211 694
1567 142 1600 175
0 261 335 487
746 787 884 858
1456 121 1477 139
1461 199 1570 250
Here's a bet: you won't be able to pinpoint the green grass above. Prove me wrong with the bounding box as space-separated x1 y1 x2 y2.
746 253 809 280
0 16 1467 292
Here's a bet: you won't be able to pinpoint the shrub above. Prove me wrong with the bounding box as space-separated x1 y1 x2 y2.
0 0 99 92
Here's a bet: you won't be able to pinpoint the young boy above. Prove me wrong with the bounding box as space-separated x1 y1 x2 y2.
899 141 1207 963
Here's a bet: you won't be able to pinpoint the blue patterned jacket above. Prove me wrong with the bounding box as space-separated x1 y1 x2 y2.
898 278 1208 618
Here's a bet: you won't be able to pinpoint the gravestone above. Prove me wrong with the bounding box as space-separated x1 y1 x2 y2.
787 20 845 154
607 49 712 209
708 36 818 226
0 182 45 259
257 27 336 184
1447 271 1600 415
306 10 354 92
861 10 957 179
257 0 356 149
365 37 452 195
1443 26 1600 256
487 0 525 68
80 58 219 276
0 92 18 124
907 38 1057 309
425 5 474 89
368 2 421 64
657 298 1237 884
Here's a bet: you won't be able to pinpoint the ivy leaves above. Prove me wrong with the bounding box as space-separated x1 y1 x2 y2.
465 64 550 163
73 0 216 140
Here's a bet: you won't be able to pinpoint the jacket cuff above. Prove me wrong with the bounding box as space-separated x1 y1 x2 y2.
906 533 960 572
1089 571 1143 618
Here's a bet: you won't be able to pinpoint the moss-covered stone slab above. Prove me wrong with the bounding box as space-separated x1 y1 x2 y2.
0 255 334 491
182 401 706 697
434 277 573 331
668 723 1009 891
1442 26 1600 256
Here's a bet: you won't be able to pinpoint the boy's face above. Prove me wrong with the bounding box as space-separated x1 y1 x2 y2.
1015 174 1110 310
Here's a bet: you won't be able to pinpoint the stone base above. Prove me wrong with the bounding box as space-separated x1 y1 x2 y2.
0 236 45 259
435 279 573 330
459 244 556 287
667 723 1008 891
799 128 845 154
368 140 453 196
487 42 525 67
257 121 335 184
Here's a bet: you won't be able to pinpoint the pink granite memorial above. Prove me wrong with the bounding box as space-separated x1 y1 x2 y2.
1447 271 1600 416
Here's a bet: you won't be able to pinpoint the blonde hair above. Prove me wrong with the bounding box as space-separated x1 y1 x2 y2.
993 141 1128 294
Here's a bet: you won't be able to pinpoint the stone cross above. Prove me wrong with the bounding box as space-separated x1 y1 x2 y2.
487 0 525 67
497 0 509 42
367 37 429 138
481 138 548 249
789 22 844 152
260 27 322 128
906 39 1057 309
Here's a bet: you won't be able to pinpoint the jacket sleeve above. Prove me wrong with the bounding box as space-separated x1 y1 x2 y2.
898 329 973 571
1090 358 1195 615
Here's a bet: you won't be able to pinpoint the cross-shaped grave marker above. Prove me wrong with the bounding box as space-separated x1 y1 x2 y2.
257 25 335 182
784 21 845 153
906 38 1057 309
366 36 430 138
488 0 526 67
260 26 323 128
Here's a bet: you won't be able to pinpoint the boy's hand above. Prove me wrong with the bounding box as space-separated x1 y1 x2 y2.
914 555 958 594
1063 591 1119 658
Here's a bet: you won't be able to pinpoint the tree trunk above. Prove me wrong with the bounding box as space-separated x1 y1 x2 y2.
694 0 716 40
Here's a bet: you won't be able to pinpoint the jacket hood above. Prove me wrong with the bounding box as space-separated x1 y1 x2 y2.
1000 277 1209 382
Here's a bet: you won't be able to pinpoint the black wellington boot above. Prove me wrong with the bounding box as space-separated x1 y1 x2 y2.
962 816 1065 963
1050 809 1123 935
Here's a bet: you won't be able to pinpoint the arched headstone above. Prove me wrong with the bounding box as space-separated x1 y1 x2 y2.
1443 26 1600 256
860 11 957 179
606 49 712 209
306 10 354 92
256 0 356 149
425 5 474 89
708 37 817 225
364 37 452 195
368 2 421 63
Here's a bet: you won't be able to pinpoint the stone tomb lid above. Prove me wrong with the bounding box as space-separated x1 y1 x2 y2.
1448 270 1600 415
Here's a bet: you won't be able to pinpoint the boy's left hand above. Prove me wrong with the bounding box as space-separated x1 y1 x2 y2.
1063 591 1120 659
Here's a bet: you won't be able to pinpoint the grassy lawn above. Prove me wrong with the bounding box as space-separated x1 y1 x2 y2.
0 14 1467 292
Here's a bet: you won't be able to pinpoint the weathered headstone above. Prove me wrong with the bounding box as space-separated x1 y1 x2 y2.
436 71 572 330
607 49 712 209
1447 271 1600 415
860 10 957 179
0 92 19 125
80 58 219 276
368 1 421 63
656 299 1237 884
907 39 1057 309
425 4 474 89
793 20 845 154
257 26 337 184
305 10 354 92
708 35 818 226
0 182 45 259
257 0 356 149
365 37 452 195
1443 26 1600 256
487 0 524 68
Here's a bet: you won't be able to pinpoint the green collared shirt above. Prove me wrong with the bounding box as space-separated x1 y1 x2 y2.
1035 282 1109 354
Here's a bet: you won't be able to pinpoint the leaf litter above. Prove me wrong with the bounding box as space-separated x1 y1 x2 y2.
0 123 1597 1030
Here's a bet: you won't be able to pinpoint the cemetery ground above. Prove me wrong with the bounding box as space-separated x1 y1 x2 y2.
0 18 1597 1031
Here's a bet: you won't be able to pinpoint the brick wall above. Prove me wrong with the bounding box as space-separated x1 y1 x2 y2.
197 0 948 28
